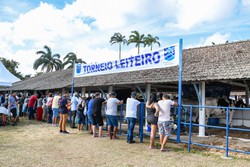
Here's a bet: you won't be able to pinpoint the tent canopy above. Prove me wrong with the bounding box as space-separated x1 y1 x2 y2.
0 61 20 86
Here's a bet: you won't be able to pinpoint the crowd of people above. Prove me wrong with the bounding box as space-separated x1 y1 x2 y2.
0 90 179 151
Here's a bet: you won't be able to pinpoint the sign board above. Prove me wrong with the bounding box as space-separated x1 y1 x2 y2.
74 44 179 78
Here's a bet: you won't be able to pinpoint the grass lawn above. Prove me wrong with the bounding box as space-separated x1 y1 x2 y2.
0 118 249 167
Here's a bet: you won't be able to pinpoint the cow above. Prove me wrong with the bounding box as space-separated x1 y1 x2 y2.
181 96 236 126
228 97 247 127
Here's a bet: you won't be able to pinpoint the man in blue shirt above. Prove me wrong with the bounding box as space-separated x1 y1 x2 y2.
87 94 95 134
8 92 17 126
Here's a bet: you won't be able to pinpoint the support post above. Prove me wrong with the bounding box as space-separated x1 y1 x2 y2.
98 87 106 99
61 88 65 95
88 89 91 97
245 86 249 106
145 84 151 128
135 85 146 102
198 81 206 137
81 87 86 96
108 86 113 93
71 62 75 97
139 103 145 143
146 84 151 100
177 38 183 142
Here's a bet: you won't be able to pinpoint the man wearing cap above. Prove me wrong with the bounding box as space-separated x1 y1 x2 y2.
106 92 123 139
125 91 140 144
70 92 79 128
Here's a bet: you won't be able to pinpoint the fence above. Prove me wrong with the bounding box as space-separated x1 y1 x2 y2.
77 102 250 157
139 104 250 157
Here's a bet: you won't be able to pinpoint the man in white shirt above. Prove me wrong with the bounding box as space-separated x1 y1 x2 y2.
157 94 178 151
52 92 61 126
106 92 123 140
125 91 140 144
70 92 79 128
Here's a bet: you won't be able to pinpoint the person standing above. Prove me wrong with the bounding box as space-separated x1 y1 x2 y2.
87 94 95 134
125 91 140 144
8 92 18 126
0 92 4 107
28 93 38 120
157 94 178 151
146 92 160 149
52 92 61 126
22 95 29 117
77 95 86 133
42 94 48 121
106 92 123 140
36 95 43 121
46 93 53 123
59 92 70 134
91 92 105 138
19 94 25 117
70 92 79 128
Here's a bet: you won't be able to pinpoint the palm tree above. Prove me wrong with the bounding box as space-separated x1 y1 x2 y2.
63 52 86 69
34 45 63 73
144 34 161 51
127 30 146 54
110 32 127 60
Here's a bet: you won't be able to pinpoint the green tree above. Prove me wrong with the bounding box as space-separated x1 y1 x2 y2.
0 57 23 79
63 52 86 69
110 32 127 60
144 34 161 51
127 30 146 54
34 45 63 73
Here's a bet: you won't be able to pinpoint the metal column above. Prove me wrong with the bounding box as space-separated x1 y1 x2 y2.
198 81 206 137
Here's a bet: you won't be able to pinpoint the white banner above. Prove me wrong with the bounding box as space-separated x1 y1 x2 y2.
74 43 179 78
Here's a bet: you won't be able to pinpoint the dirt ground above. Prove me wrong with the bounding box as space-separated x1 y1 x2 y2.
0 118 250 167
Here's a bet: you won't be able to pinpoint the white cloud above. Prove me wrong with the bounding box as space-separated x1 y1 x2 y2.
166 0 237 30
185 32 231 48
11 2 91 46
0 0 249 77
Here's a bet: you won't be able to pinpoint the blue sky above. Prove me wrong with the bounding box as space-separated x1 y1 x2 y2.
0 0 250 75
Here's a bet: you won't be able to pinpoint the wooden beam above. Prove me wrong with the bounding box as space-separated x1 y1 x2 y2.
219 80 247 88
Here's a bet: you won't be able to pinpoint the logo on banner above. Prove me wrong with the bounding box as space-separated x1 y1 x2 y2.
164 46 175 61
76 64 81 74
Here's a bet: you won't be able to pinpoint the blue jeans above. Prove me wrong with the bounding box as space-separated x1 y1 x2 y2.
28 107 35 120
126 117 136 142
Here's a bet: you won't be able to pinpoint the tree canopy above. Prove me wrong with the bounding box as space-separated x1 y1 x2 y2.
110 32 127 59
34 45 63 73
0 57 23 79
